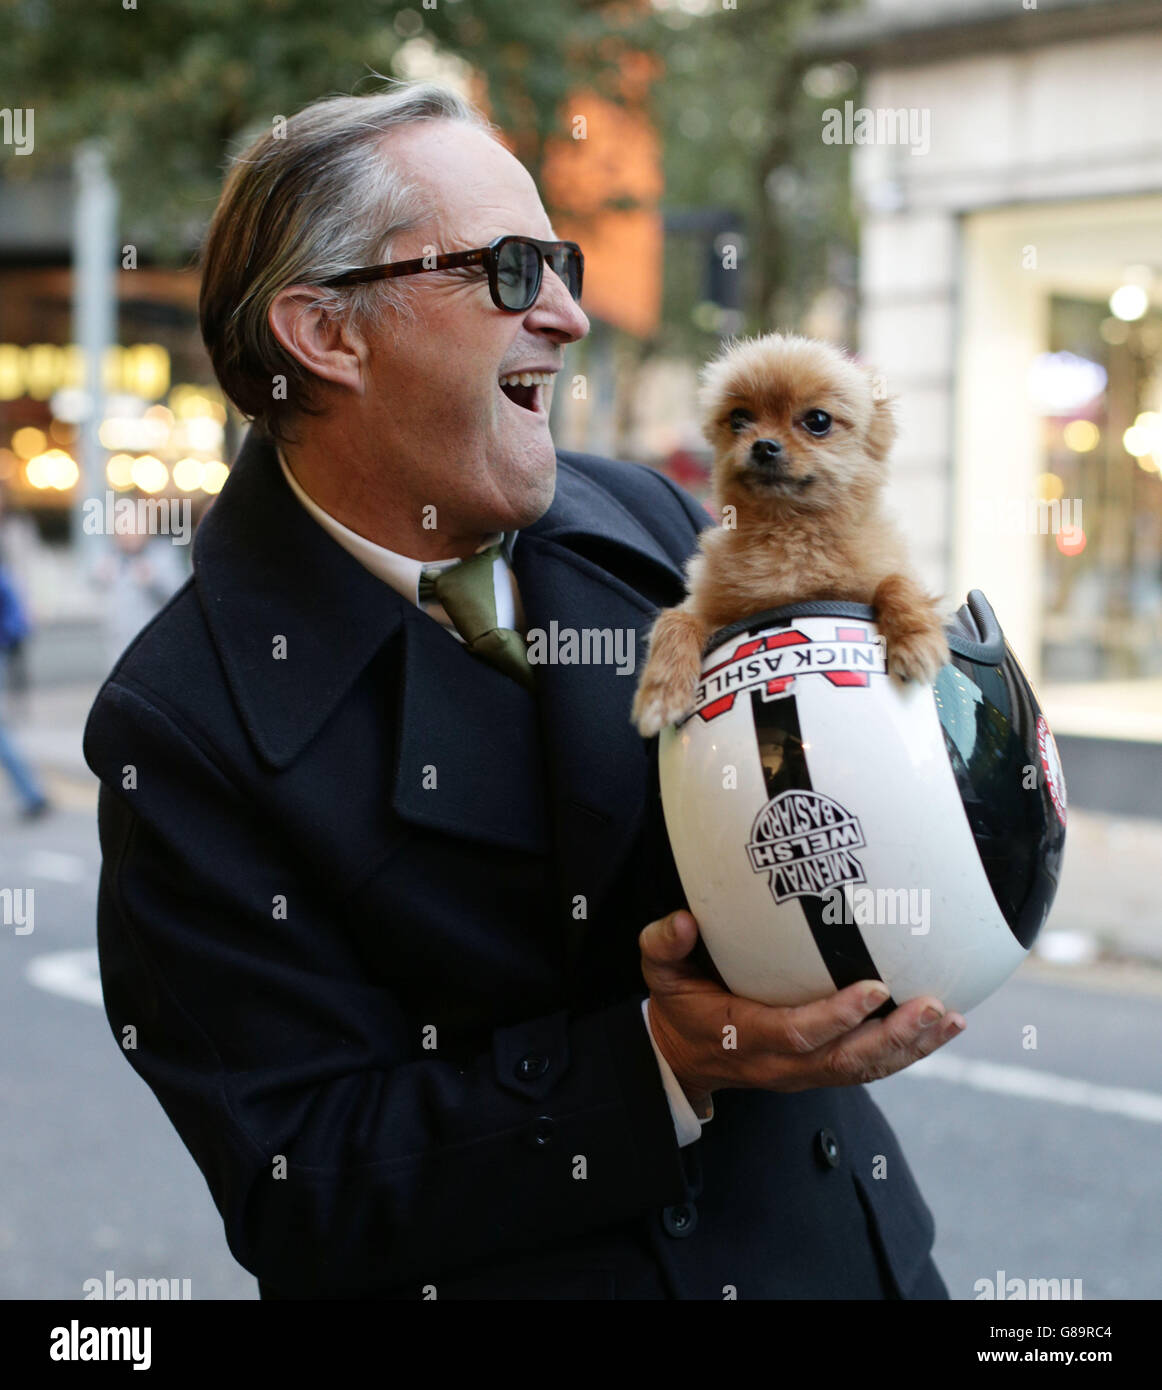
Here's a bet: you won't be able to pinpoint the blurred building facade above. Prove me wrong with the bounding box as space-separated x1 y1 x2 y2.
0 162 227 682
806 0 1162 812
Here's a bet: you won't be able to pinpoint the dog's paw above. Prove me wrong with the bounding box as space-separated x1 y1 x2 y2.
631 676 696 738
885 625 950 685
632 608 706 736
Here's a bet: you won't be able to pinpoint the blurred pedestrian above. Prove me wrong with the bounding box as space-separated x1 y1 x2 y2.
0 554 50 820
88 515 189 672
0 484 35 713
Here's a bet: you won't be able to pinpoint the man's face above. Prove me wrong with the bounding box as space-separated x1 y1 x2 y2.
352 121 590 542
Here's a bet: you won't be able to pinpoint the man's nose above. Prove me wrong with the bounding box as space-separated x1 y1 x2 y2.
526 266 590 342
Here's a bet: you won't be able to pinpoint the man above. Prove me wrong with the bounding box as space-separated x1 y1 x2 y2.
84 81 963 1299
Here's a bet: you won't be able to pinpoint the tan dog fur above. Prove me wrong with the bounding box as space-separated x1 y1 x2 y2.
631 332 949 737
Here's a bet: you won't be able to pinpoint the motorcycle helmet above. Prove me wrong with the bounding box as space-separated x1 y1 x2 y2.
658 590 1067 1015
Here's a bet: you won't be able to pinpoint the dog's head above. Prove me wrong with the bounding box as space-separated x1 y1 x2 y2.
698 332 896 518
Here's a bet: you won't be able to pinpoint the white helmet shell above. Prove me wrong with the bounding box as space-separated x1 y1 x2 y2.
658 591 1066 1016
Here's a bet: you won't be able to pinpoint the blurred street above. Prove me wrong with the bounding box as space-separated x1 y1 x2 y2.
0 682 258 1299
2 663 1161 1300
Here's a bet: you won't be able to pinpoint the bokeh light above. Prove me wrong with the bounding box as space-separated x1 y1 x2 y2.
199 460 229 494
130 454 169 494
1062 420 1099 452
1109 284 1148 322
12 426 47 459
172 457 204 492
105 453 136 489
26 449 79 490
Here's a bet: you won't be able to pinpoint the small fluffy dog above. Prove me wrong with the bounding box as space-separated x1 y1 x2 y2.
632 332 949 737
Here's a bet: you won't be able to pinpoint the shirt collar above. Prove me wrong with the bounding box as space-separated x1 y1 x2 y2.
276 447 511 607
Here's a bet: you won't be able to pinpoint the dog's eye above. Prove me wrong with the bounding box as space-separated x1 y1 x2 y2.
728 408 754 434
800 409 833 436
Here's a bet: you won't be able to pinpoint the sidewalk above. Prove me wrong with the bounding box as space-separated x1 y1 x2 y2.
1041 811 1162 967
4 680 101 784
4 679 1162 969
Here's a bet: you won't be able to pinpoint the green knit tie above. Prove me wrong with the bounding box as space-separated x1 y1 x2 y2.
418 543 534 691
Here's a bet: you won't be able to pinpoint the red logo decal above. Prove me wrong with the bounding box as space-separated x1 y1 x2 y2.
693 625 885 722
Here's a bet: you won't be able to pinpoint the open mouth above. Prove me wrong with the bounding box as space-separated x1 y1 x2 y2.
499 370 554 414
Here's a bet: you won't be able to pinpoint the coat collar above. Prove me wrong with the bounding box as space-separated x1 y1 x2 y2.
194 427 689 917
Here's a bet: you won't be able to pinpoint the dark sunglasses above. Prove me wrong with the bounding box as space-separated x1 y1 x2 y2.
318 234 584 312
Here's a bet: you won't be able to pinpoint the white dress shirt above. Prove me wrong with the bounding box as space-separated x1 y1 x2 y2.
277 448 712 1147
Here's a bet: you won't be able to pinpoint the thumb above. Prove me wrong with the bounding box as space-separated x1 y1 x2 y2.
639 909 699 967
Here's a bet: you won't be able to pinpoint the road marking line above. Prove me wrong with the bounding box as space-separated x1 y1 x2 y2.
25 948 103 1008
24 949 1162 1129
905 1052 1162 1124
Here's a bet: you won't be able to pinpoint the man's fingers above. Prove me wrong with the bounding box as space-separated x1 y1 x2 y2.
761 978 895 1056
731 987 965 1090
814 994 966 1085
639 932 968 1094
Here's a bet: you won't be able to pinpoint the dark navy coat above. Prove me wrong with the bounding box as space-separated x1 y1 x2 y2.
82 425 945 1299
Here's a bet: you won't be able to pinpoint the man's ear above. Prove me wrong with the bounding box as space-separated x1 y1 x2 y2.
864 372 897 462
268 286 368 396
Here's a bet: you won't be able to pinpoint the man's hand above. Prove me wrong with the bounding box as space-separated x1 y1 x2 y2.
640 909 965 1110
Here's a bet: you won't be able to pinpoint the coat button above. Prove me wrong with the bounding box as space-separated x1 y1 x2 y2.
515 1052 550 1080
527 1115 555 1147
661 1203 698 1238
815 1127 841 1169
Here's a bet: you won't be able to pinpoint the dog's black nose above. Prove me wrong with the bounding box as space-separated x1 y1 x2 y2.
749 438 783 466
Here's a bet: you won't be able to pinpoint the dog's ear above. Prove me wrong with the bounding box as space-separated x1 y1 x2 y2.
697 350 740 445
864 370 897 461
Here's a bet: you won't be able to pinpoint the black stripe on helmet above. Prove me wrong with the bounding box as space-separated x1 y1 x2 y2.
750 683 897 1019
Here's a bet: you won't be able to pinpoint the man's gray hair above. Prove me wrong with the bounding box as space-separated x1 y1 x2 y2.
198 81 496 443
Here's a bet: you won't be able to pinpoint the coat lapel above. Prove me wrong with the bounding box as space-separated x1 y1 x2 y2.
389 605 550 854
514 459 691 959
193 425 406 769
194 432 692 951
193 427 549 855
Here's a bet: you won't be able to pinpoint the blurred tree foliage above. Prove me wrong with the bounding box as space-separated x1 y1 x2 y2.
0 0 636 253
0 0 857 346
643 0 860 352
